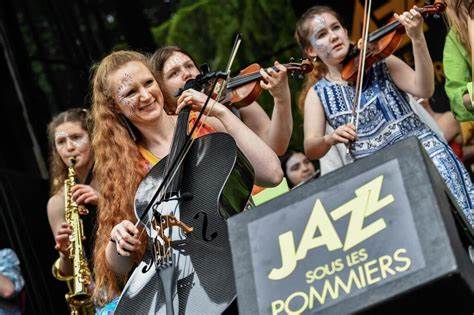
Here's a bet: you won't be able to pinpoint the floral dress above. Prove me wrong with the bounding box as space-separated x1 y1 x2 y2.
313 61 474 227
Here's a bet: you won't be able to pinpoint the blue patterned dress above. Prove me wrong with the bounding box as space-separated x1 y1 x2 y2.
313 61 474 227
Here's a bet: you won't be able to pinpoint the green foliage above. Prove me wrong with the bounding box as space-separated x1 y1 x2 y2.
151 0 305 152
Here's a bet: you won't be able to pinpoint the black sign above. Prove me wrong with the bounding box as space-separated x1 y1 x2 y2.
229 138 474 314
246 160 425 314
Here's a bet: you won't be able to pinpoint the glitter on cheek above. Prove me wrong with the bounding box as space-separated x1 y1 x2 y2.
117 94 139 118
116 72 134 100
115 72 144 115
310 16 330 56
70 135 90 149
310 36 323 50
310 35 330 58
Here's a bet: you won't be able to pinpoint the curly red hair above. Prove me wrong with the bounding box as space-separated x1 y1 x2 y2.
90 50 151 305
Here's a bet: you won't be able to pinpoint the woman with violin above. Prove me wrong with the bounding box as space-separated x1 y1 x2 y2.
296 5 474 227
150 45 293 156
90 50 282 311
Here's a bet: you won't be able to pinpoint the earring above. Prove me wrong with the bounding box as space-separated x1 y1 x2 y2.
117 113 137 142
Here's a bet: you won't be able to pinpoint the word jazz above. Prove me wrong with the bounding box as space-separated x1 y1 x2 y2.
268 175 394 281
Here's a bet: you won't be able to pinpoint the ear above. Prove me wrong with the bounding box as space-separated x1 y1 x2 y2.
305 46 318 60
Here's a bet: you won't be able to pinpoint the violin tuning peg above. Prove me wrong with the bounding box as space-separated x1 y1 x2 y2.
199 63 211 74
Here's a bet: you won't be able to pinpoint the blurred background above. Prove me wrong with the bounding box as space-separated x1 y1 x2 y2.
0 0 449 313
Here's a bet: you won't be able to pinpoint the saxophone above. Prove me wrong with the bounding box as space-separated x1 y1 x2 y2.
52 157 94 314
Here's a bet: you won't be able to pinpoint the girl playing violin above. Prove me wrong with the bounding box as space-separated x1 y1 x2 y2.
296 5 474 227
150 45 293 156
90 50 282 310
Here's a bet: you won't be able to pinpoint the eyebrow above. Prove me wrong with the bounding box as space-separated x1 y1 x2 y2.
165 64 180 75
165 60 194 74
315 21 339 34
289 162 300 170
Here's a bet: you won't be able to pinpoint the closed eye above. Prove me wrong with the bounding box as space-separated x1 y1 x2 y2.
125 89 136 98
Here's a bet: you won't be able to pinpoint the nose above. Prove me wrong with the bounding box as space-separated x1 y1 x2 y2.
182 68 194 81
139 87 152 102
301 163 311 173
66 138 76 151
328 30 338 42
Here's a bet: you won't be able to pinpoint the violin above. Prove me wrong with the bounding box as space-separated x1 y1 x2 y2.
220 59 313 108
114 105 255 314
341 1 446 83
176 59 313 108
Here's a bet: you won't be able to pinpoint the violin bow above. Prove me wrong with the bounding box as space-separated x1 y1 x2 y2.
347 0 373 156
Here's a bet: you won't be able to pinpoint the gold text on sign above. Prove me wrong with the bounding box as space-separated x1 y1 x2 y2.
268 176 394 281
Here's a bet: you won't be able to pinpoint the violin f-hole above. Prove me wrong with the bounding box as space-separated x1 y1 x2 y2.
193 212 217 241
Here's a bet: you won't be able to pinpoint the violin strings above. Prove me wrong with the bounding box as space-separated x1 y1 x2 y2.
369 20 399 42
228 72 262 88
228 64 291 89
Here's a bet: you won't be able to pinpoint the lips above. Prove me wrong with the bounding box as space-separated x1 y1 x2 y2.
332 43 343 51
139 100 155 111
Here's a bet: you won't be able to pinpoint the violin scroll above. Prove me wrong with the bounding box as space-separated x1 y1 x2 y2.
341 1 446 83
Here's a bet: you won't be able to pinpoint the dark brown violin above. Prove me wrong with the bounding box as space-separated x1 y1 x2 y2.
341 1 446 83
220 59 313 108
177 59 313 108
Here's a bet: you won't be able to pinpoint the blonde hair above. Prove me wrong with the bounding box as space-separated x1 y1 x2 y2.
90 50 150 305
47 108 92 195
446 0 474 55
294 5 344 113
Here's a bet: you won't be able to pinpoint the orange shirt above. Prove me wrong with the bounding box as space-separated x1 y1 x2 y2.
139 111 215 166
